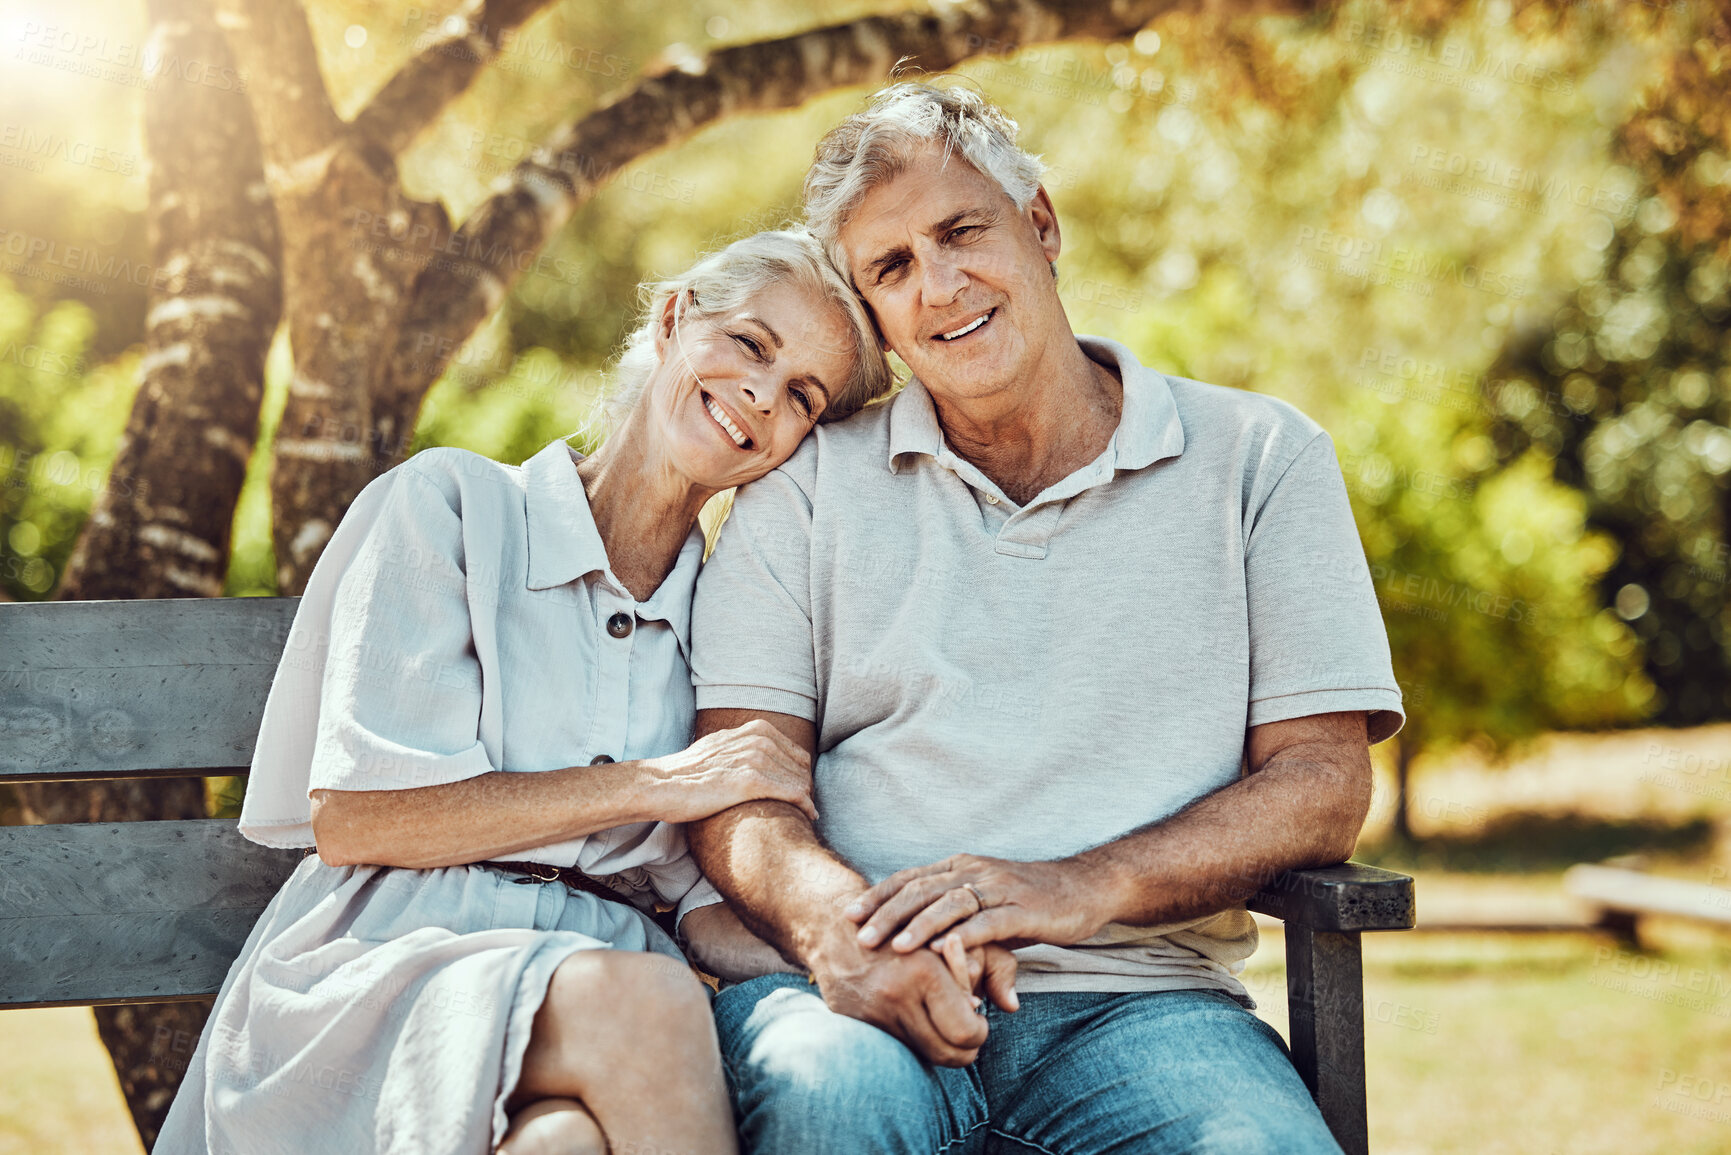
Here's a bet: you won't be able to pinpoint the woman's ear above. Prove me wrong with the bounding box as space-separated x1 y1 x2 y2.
652 289 686 358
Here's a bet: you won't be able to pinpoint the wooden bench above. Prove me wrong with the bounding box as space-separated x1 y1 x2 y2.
1564 863 1731 947
0 596 1416 1154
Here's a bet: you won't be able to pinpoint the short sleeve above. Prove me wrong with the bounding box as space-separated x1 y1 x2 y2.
309 467 498 792
690 468 820 721
1244 432 1405 744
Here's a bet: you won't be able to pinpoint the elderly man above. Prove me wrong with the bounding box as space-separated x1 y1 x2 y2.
681 82 1404 1154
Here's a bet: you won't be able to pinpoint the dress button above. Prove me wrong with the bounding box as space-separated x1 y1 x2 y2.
589 754 616 765
606 612 633 638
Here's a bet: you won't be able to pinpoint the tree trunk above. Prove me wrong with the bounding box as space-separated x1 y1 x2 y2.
16 0 282 1147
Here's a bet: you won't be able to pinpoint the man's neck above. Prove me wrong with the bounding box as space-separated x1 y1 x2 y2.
929 336 1123 507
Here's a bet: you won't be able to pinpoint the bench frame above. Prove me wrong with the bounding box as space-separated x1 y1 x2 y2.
0 597 1415 1155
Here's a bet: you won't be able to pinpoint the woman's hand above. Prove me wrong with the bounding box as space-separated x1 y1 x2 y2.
645 719 818 824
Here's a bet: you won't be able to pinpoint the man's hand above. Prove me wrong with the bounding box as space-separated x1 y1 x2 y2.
844 854 1114 955
808 923 1020 1067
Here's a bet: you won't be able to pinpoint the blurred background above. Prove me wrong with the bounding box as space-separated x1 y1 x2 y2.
1 0 1728 1151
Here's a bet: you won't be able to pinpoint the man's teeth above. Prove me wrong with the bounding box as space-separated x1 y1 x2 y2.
705 396 750 448
939 312 990 341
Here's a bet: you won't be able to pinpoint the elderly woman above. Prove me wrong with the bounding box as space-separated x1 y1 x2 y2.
156 229 894 1155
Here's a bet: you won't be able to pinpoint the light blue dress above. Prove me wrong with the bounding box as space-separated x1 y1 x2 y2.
157 439 723 1155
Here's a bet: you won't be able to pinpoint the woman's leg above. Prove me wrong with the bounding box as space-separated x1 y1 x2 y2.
497 1097 606 1155
503 949 738 1155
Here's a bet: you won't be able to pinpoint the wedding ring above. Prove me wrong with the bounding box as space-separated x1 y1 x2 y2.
960 882 986 911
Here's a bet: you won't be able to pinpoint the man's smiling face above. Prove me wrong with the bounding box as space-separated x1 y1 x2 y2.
836 144 1065 408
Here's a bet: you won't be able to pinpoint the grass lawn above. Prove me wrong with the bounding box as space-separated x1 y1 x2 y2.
1244 909 1731 1155
0 1007 143 1155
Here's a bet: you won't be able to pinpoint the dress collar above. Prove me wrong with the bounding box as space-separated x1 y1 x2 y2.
522 438 704 657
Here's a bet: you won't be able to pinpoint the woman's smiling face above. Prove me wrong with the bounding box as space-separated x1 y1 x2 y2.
644 279 859 490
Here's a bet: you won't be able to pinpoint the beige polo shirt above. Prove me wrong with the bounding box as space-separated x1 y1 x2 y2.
690 335 1404 997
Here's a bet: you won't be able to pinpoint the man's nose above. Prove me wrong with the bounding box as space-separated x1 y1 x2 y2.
918 252 968 307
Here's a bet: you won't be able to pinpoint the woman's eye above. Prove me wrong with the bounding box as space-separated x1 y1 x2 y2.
732 333 765 358
790 387 812 417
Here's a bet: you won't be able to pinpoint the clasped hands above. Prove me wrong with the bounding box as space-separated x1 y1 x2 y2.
812 854 1111 1067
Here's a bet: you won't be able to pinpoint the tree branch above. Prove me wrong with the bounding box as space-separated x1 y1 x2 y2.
382 0 1279 416
352 0 561 156
214 0 344 187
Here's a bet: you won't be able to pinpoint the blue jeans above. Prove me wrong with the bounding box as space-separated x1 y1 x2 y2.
714 975 1343 1155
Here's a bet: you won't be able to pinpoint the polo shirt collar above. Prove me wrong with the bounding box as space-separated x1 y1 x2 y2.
1083 335 1186 470
522 438 705 659
884 335 1185 473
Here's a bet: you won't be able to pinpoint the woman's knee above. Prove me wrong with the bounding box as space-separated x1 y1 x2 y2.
543 950 716 1058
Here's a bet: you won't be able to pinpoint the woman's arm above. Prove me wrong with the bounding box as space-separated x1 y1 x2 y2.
311 718 817 868
677 902 805 982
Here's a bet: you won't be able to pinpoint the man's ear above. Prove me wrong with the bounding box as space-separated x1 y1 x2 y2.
1027 185 1062 264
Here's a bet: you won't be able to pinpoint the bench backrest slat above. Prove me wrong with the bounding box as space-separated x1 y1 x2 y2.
0 819 302 1008
0 597 300 781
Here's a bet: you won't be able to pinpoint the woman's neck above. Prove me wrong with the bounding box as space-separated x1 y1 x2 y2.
572 420 714 603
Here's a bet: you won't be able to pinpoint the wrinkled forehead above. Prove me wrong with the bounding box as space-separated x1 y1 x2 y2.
834 147 1010 273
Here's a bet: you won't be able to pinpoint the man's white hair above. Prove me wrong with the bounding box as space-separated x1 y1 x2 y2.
803 80 1046 278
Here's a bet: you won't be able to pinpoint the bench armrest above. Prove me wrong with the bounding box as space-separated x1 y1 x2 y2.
1246 862 1415 932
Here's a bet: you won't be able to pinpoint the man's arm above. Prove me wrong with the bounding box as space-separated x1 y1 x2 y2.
847 710 1373 954
687 707 1017 1066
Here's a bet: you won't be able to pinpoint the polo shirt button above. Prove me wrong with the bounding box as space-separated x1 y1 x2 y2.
589 754 616 764
986 494 1000 505
606 612 633 638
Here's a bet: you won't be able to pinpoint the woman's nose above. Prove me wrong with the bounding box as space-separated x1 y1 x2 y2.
735 372 779 413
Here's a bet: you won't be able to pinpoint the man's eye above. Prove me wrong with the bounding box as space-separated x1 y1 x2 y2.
878 258 907 282
948 226 976 241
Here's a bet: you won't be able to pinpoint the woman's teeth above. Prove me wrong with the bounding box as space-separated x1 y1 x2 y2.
939 311 990 341
704 396 750 448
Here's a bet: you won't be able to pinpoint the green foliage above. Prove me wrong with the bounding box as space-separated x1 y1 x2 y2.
1341 389 1649 756
0 276 136 600
1486 215 1731 723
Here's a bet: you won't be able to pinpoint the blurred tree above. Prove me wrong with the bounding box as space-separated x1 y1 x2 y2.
5 0 283 1144
1338 394 1647 839
1484 0 1731 725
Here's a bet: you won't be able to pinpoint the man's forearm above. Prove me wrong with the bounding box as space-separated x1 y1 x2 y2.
1075 719 1372 929
687 799 869 968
